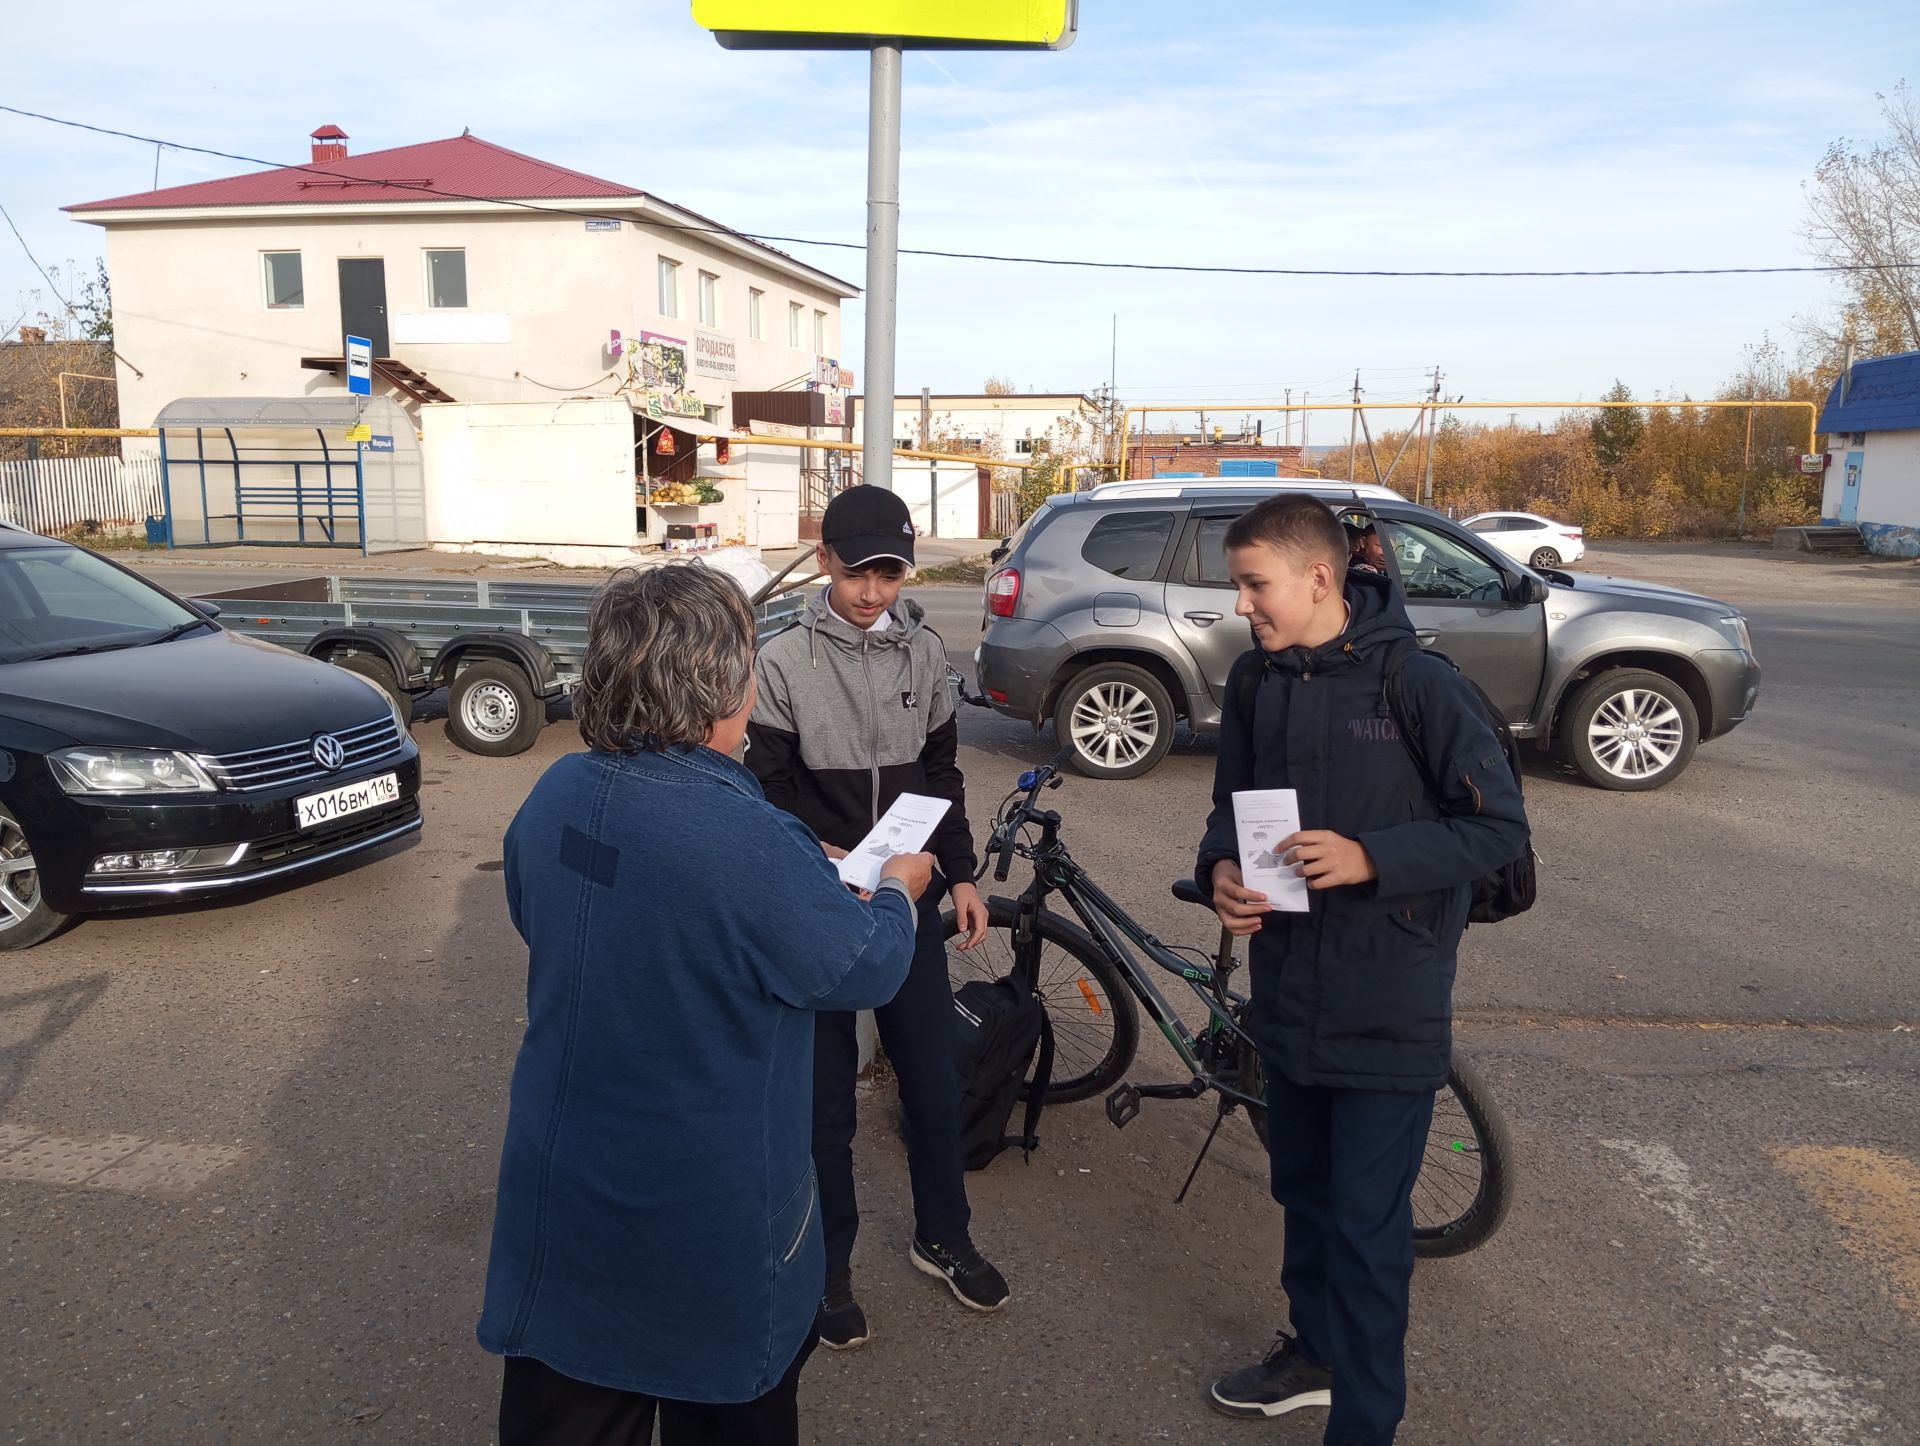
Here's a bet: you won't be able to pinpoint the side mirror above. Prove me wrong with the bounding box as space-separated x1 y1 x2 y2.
1511 575 1549 607
190 598 222 620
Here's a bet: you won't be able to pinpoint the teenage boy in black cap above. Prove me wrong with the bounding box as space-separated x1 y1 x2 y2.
747 485 1008 1349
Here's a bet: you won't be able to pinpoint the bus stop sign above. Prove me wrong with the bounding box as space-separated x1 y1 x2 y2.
345 335 373 397
692 0 1076 48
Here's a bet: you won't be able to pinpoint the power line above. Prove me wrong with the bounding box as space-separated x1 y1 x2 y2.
0 197 77 318
6 103 1918 283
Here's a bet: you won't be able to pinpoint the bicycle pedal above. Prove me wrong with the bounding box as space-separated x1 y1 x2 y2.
1105 1084 1141 1130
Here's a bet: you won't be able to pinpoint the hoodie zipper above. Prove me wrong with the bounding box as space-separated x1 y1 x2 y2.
863 634 880 826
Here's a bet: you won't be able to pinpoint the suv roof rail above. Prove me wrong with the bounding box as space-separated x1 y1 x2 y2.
1087 478 1407 502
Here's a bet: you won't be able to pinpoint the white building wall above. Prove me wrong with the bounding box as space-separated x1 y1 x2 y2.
896 460 983 540
94 207 844 439
421 398 632 550
1859 429 1920 529
853 395 1096 455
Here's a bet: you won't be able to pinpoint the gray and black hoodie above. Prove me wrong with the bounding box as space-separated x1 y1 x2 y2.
746 589 976 884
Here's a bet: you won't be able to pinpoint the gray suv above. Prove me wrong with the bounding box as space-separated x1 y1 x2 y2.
973 484 1760 790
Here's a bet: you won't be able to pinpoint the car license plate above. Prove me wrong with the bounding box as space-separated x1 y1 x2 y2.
295 773 400 830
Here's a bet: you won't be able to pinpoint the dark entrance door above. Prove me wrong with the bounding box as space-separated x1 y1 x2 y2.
338 258 389 357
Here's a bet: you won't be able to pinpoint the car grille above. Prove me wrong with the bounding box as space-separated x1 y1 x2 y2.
199 716 404 793
242 795 422 872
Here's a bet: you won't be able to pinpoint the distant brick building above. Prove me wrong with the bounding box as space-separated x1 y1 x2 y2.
1125 440 1308 478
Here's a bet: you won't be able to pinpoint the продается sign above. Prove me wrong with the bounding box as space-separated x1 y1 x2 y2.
694 330 738 381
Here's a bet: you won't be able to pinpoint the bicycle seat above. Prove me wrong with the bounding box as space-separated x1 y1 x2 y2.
1170 878 1210 908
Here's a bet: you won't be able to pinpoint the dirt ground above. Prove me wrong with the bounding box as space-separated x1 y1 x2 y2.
1580 539 1920 605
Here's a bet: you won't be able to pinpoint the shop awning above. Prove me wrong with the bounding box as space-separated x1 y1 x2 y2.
636 409 738 440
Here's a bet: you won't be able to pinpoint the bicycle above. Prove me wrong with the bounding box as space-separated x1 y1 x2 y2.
941 752 1515 1258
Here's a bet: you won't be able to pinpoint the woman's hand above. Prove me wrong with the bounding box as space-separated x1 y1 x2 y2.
949 881 990 950
879 850 936 901
1210 859 1270 936
820 841 849 861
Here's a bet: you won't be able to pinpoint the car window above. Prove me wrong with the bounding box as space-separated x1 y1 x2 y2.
0 547 198 662
1186 515 1238 586
1080 510 1174 579
1378 519 1508 602
1512 516 1548 530
1466 516 1502 533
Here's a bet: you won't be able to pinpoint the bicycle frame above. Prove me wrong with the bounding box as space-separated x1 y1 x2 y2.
997 805 1267 1112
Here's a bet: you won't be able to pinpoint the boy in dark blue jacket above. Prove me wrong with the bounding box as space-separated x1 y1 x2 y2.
1195 496 1529 1446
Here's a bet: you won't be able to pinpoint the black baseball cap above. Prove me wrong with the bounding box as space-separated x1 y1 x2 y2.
821 484 915 568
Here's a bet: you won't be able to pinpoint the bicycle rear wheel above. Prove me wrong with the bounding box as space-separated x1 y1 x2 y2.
1243 1049 1515 1259
942 899 1140 1104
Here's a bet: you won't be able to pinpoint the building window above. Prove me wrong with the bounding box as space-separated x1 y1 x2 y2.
788 301 804 348
698 271 720 327
262 251 304 310
812 309 828 354
658 258 681 318
747 288 764 339
424 249 467 309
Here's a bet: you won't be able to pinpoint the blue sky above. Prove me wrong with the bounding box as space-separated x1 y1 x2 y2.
3 0 1914 423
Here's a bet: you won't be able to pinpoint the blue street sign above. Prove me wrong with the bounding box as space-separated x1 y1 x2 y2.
366 434 395 453
345 335 373 397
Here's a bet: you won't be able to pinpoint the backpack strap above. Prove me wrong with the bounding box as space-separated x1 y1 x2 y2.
1230 652 1264 733
1382 638 1447 808
1013 1008 1053 1164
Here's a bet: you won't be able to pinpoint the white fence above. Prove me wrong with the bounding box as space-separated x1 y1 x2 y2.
0 454 164 535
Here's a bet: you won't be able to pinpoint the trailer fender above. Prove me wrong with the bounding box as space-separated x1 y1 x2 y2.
432 633 564 698
307 627 430 692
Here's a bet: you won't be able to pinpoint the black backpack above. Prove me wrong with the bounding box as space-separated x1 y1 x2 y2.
951 973 1053 1170
1230 643 1536 924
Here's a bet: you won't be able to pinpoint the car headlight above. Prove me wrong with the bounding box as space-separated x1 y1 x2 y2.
1720 614 1753 654
49 747 217 795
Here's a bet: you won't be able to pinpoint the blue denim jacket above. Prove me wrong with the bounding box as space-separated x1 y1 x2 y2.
477 744 915 1401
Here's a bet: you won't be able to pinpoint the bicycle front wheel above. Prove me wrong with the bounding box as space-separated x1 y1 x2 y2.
1243 1050 1515 1259
942 899 1140 1104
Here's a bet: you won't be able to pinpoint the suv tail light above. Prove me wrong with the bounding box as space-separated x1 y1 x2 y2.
987 567 1021 617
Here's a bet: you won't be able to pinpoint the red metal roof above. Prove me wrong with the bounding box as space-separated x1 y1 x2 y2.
66 134 643 212
311 124 348 140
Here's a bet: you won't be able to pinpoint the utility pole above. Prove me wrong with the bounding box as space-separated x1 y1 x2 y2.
1347 373 1360 483
919 386 931 449
1422 368 1443 507
1284 388 1292 447
860 43 903 492
1302 391 1309 452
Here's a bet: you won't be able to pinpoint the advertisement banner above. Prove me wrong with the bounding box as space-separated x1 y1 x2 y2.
635 332 707 419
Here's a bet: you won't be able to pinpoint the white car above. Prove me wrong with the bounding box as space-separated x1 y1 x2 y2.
1463 511 1586 569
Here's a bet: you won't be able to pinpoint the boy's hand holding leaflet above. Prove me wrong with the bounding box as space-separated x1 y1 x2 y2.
1280 830 1378 889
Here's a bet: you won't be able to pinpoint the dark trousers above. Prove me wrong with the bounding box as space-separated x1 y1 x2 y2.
498 1333 816 1446
1263 1060 1436 1446
813 885 970 1273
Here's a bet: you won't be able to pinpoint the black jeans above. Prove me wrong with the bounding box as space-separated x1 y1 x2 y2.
1263 1059 1436 1446
498 1333 816 1446
813 883 970 1273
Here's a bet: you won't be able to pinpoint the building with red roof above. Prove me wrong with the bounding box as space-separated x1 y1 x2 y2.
67 125 857 450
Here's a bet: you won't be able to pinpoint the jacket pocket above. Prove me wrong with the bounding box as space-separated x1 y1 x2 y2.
1315 909 1448 1050
772 1165 818 1269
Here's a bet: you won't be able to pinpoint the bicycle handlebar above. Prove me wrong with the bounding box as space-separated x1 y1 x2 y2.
993 748 1074 881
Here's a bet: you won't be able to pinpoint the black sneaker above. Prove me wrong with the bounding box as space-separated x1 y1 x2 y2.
909 1235 1010 1313
1209 1333 1334 1420
817 1270 870 1350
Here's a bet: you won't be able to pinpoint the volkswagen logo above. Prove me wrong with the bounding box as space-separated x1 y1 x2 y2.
311 733 346 771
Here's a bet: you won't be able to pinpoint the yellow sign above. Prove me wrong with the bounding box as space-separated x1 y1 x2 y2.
692 0 1075 49
345 423 372 443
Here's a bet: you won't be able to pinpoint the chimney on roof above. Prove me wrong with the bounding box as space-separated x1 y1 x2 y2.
311 125 348 164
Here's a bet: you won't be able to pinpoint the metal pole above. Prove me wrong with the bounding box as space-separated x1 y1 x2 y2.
1423 369 1442 507
1347 374 1359 483
861 43 903 493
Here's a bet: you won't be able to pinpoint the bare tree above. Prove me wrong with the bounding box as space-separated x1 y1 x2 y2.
1799 83 1920 375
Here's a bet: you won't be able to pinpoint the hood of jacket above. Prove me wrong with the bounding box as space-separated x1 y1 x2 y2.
1256 568 1417 680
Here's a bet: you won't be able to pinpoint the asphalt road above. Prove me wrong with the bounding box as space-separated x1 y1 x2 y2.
2 561 1915 1444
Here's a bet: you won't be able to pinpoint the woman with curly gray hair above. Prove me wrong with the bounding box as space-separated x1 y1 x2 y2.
477 564 931 1446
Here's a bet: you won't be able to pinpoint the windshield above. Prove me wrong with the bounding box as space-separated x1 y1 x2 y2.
0 545 202 663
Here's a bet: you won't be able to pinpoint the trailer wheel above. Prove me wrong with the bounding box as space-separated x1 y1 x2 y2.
447 660 545 757
330 653 414 728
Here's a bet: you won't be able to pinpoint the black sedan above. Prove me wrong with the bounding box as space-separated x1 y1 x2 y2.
0 526 421 948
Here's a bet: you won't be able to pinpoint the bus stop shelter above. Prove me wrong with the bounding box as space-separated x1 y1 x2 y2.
156 396 427 553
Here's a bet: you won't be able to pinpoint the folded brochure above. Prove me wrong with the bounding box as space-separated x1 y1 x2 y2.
836 792 952 893
1232 788 1311 913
